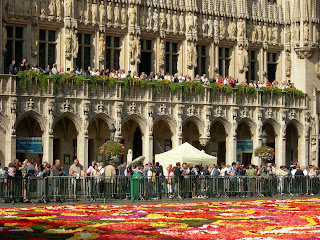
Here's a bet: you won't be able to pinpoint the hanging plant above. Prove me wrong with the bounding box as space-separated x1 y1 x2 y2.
254 146 275 159
99 140 125 160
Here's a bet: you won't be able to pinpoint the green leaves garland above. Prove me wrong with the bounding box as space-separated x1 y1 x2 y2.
234 85 258 102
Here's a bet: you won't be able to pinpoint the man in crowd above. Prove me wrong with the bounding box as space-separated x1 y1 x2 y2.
9 60 16 74
104 160 116 198
53 159 63 202
69 159 83 200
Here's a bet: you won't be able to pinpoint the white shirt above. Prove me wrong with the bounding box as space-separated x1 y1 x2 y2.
220 167 228 177
99 166 105 175
51 67 58 74
291 169 297 176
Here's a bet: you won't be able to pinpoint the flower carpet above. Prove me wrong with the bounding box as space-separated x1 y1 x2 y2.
0 198 320 240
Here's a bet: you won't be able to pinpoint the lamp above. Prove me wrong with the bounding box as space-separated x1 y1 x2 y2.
261 130 268 146
109 123 116 142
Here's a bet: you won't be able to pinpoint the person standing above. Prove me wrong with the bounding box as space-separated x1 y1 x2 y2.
52 159 63 202
9 60 16 74
104 160 116 199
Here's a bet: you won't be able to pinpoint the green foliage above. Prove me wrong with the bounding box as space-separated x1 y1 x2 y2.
234 84 257 102
209 83 233 97
284 88 305 103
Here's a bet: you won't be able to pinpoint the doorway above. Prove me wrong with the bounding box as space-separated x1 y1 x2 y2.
133 127 143 160
139 52 152 75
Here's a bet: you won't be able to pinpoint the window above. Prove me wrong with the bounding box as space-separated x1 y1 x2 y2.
267 52 278 82
165 42 179 74
76 33 92 70
39 30 57 69
195 45 208 76
246 50 258 82
105 36 121 70
267 0 277 3
218 47 231 77
4 26 24 73
138 39 153 74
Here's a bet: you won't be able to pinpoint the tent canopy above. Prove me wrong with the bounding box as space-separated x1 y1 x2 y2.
155 142 217 170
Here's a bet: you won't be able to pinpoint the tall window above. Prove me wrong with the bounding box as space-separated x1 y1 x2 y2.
267 52 278 82
106 36 121 70
246 50 258 82
4 26 24 72
218 47 231 77
139 39 153 74
76 33 92 70
39 30 57 68
195 45 208 76
165 42 178 74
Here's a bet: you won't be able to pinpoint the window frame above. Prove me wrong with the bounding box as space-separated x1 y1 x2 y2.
39 29 57 68
105 35 121 71
165 41 179 75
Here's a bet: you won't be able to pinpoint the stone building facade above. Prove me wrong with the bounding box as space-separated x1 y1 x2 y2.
1 0 320 170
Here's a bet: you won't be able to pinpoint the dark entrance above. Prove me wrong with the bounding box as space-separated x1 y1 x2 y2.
133 127 143 160
218 142 226 165
139 52 152 75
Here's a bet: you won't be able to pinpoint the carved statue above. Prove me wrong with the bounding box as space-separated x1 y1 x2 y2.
187 41 193 66
114 3 120 25
193 14 198 32
121 4 127 25
15 0 21 15
48 0 55 16
73 31 79 58
172 12 179 33
56 0 61 20
285 52 291 76
316 25 319 42
230 19 237 39
285 25 291 43
127 149 133 166
99 34 105 57
214 18 219 38
129 35 135 60
99 1 105 23
92 0 98 23
273 25 278 43
31 26 38 56
32 0 38 16
186 12 193 33
238 19 244 38
107 1 112 24
40 0 45 19
137 37 141 60
268 25 272 42
252 25 257 42
220 18 225 38
257 23 262 42
304 22 309 42
84 0 90 23
207 17 213 37
146 7 152 29
2 23 7 53
166 10 171 32
201 17 207 34
159 9 165 29
262 23 267 42
238 46 249 72
179 12 184 32
159 39 165 66
24 0 30 16
153 8 158 30
7 0 13 13
78 0 83 20
64 0 71 17
139 7 145 27
128 4 136 26
65 31 71 55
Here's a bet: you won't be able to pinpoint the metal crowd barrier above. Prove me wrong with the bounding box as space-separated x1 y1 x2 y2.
0 175 319 203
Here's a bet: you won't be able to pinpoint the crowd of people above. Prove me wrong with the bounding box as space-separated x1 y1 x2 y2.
8 60 297 90
1 157 320 202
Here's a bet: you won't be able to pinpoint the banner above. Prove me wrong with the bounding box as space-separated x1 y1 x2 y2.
236 139 253 153
16 137 43 153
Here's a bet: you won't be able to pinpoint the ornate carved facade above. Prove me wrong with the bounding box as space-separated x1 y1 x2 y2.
1 0 320 170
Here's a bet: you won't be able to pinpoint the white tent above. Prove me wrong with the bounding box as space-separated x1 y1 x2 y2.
155 142 217 169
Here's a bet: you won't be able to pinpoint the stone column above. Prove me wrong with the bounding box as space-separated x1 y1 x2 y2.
77 132 89 170
298 134 309 168
42 132 53 164
6 134 16 167
275 132 286 168
226 134 237 166
142 132 153 164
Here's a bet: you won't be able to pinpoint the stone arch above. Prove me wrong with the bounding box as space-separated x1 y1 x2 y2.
88 113 115 127
53 112 82 133
237 117 256 135
211 116 231 136
183 116 205 137
121 113 147 135
285 120 302 165
17 110 46 132
263 118 281 135
182 116 205 149
153 114 176 135
286 119 303 136
153 115 176 154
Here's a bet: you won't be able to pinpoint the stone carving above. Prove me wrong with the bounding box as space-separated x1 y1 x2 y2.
114 3 120 26
252 24 257 43
23 0 30 16
315 24 319 42
201 16 207 34
153 8 158 30
268 25 272 42
96 101 104 113
179 12 184 34
187 41 195 69
15 0 21 16
31 26 38 57
263 23 267 42
304 22 309 43
207 17 213 37
84 0 90 23
238 19 245 38
159 39 165 67
129 35 136 63
56 0 61 21
10 98 17 134
121 4 127 25
65 0 71 17
186 12 193 34
214 18 219 38
139 7 145 28
220 18 225 39
129 102 136 114
159 9 165 29
2 23 7 54
230 19 237 40
107 1 112 25
32 0 38 16
285 25 291 43
146 7 152 30
26 98 34 110
47 100 54 134
65 30 72 59
99 34 105 61
48 0 55 17
128 4 136 26
295 23 300 42
238 46 249 73
99 0 105 23
311 137 317 161
127 149 133 166
166 10 171 32
137 37 141 62
257 23 262 43
40 0 46 20
285 52 291 77
159 104 166 114
173 11 178 34
73 31 79 58
78 0 83 20
92 0 98 24
188 105 195 115
273 25 278 43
